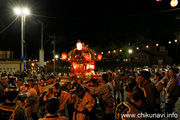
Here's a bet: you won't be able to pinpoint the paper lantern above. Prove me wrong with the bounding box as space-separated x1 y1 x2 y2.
170 0 178 7
70 66 74 72
76 42 82 50
61 53 67 61
97 54 102 61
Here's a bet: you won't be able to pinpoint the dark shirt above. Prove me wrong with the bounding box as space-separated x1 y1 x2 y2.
0 102 27 120
0 81 7 103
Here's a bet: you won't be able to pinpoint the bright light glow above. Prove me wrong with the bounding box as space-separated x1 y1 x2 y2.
136 47 139 50
101 52 103 54
175 39 178 43
120 49 122 52
156 43 159 47
76 42 82 50
14 7 30 15
23 8 30 15
108 51 110 54
14 8 21 15
55 55 59 59
169 41 171 44
113 50 116 53
61 53 67 61
90 65 95 70
146 45 149 48
128 49 133 54
156 0 161 2
170 0 178 7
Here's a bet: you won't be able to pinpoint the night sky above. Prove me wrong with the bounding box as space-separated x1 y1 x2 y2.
0 0 180 60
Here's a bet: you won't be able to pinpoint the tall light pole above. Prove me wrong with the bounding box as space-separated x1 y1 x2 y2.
53 35 56 73
14 7 30 60
128 49 133 69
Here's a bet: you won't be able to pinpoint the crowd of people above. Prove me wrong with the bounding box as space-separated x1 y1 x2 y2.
0 65 180 120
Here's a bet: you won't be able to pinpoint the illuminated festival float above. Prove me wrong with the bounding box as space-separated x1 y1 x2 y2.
62 41 102 78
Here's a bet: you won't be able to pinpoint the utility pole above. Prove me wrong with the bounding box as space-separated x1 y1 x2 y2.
39 21 44 67
53 35 56 73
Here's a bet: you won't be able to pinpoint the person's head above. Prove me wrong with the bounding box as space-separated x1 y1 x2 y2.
140 71 151 83
131 86 146 108
136 74 141 85
9 76 16 85
46 97 59 114
120 73 127 80
1 76 7 85
89 79 97 86
5 84 19 102
154 73 162 81
77 79 83 85
33 83 39 91
107 72 112 78
102 74 108 83
75 84 85 98
66 82 71 90
169 68 179 78
17 78 23 88
27 79 34 88
53 83 60 94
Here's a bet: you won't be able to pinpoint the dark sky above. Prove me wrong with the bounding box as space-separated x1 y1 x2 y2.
0 0 180 60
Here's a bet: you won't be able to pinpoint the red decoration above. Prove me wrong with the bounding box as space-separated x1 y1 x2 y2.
97 54 102 61
70 66 74 72
61 53 67 61
85 53 91 61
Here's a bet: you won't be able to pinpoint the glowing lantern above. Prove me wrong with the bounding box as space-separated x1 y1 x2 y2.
90 64 95 70
61 53 67 61
170 0 178 7
76 41 82 50
85 53 91 61
97 54 102 61
31 63 34 67
70 66 74 72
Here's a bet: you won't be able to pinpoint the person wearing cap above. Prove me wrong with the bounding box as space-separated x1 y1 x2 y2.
0 75 8 103
140 71 160 113
165 68 180 119
73 84 95 120
115 86 146 120
39 97 68 120
0 84 27 120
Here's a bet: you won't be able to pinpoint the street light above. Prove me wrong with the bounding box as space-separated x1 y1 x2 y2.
128 49 133 54
55 55 59 59
14 7 30 60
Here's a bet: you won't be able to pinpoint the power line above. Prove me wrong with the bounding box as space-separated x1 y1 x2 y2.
0 16 19 34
